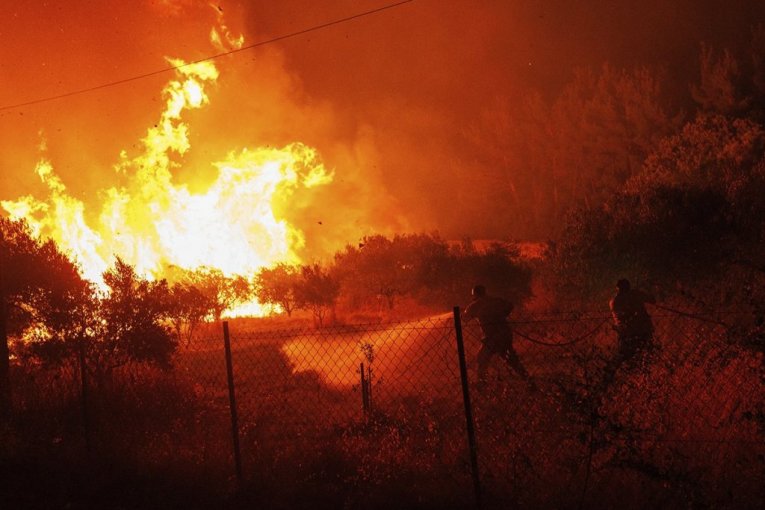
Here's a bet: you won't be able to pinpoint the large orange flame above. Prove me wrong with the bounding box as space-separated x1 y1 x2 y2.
1 56 333 315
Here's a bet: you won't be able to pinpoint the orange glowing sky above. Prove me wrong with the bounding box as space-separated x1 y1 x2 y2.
2 0 764 253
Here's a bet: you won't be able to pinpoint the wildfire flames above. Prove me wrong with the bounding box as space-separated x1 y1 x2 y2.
2 34 333 315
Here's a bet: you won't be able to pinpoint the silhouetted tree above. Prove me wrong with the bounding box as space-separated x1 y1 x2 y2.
693 45 745 116
435 240 533 308
168 282 213 347
630 113 765 194
255 263 300 317
554 111 765 294
184 267 251 321
0 217 86 415
19 257 180 381
693 26 765 122
330 234 533 313
469 64 677 236
334 234 455 311
295 264 340 327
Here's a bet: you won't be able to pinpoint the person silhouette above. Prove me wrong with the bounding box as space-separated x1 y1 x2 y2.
603 278 656 386
463 284 532 386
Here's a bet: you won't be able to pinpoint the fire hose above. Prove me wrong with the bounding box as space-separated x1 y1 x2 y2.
509 302 729 347
650 303 730 329
511 318 611 347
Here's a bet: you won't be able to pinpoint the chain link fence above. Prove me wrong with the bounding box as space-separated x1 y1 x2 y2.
6 307 765 508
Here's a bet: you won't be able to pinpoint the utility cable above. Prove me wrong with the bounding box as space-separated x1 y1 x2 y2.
0 0 414 113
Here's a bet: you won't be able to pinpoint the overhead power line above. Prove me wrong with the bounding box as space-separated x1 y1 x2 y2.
0 0 414 113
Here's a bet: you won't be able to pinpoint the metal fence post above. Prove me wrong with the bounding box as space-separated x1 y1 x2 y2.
78 339 91 452
360 362 370 414
367 364 373 412
0 229 10 420
453 306 483 510
223 321 243 485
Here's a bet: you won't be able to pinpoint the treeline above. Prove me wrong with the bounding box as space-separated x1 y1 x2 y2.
260 234 531 324
0 221 532 409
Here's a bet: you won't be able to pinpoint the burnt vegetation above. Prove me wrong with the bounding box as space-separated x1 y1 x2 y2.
2 31 765 510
